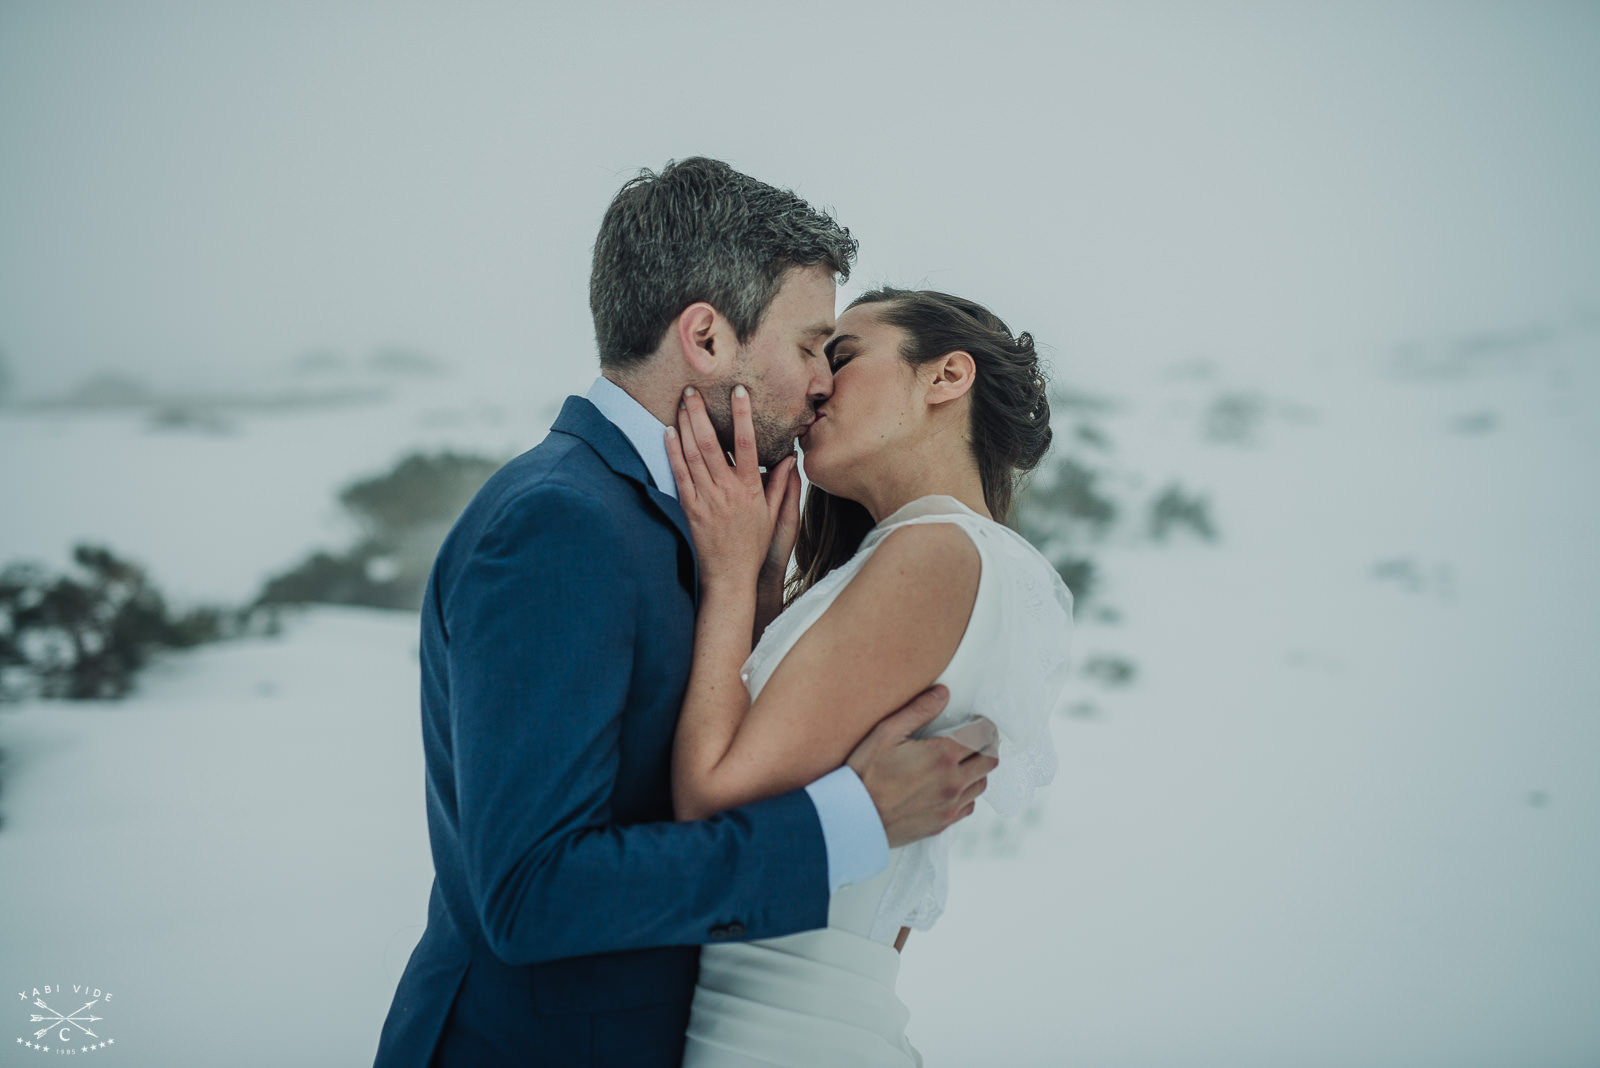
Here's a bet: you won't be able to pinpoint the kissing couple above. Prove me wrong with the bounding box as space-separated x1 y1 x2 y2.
374 157 1074 1067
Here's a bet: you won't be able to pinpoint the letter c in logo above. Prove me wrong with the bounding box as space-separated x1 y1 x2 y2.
60 1027 71 1042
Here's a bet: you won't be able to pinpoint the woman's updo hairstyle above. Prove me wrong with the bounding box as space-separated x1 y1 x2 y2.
787 286 1052 604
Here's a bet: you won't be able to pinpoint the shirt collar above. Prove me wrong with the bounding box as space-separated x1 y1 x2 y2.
584 376 677 500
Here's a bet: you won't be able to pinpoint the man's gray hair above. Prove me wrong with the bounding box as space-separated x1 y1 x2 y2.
589 157 858 369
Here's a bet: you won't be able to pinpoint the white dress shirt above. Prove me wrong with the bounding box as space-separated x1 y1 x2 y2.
585 376 889 892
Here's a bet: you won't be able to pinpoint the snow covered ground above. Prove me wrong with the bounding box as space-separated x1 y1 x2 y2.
2 323 1597 1066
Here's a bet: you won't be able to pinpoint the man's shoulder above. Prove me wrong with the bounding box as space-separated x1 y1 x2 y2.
425 430 646 613
491 426 609 496
462 427 639 542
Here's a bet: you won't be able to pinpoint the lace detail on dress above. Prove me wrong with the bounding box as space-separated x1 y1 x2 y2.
743 495 1075 945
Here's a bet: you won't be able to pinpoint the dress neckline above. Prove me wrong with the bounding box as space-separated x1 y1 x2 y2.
860 495 990 550
877 493 985 527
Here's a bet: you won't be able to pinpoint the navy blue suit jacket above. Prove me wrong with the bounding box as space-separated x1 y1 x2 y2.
373 396 830 1068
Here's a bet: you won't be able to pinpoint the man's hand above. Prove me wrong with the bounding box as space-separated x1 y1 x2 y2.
846 686 997 849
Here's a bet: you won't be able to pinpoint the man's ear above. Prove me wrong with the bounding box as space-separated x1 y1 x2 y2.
673 302 731 376
925 350 977 406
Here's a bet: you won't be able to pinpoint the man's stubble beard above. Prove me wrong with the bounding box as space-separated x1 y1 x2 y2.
703 389 801 467
705 359 805 467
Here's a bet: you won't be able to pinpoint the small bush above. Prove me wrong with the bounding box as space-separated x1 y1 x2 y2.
1083 654 1138 687
0 545 242 702
1011 425 1223 620
258 451 503 612
1050 555 1098 605
256 545 419 611
1148 484 1218 542
338 452 501 539
1015 455 1119 537
1011 446 1122 609
1202 392 1263 445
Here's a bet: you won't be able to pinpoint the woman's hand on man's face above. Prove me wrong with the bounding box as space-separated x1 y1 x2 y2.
666 384 800 592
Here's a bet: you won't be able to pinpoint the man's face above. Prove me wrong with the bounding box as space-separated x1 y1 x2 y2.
704 265 837 466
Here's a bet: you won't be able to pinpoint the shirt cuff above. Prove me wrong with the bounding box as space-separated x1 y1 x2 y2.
804 766 890 892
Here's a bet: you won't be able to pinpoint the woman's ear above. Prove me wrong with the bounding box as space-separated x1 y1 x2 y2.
673 302 731 376
924 350 977 407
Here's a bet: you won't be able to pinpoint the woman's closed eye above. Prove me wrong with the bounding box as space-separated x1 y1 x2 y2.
823 333 857 372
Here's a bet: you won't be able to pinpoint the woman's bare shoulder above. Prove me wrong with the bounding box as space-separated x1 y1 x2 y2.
860 520 981 585
824 520 982 643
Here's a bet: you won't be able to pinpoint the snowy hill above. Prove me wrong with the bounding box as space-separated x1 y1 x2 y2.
2 327 1597 1065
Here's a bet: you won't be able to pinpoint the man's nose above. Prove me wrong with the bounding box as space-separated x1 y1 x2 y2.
811 361 835 402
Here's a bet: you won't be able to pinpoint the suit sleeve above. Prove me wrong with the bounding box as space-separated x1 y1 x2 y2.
444 483 830 966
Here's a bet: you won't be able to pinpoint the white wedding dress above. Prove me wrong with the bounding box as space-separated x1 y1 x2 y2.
681 495 1075 1067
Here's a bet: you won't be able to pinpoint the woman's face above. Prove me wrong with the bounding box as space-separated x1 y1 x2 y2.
798 303 922 497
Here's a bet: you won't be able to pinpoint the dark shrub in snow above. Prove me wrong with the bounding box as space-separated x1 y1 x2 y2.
0 545 241 702
257 451 503 612
1148 484 1219 542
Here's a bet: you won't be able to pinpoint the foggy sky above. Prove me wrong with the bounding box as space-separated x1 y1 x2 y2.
2 1 1597 401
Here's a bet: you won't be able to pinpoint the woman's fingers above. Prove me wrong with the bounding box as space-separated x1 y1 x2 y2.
664 425 696 503
764 461 803 572
682 387 729 485
677 401 712 485
782 462 802 523
729 384 760 481
763 455 793 517
668 385 790 590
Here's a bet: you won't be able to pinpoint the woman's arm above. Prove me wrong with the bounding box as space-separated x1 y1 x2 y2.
665 387 981 822
753 559 789 644
676 521 979 820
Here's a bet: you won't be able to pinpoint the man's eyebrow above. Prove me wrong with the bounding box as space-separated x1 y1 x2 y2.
803 322 834 341
823 334 859 359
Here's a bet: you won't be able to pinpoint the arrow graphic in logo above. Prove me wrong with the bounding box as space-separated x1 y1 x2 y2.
30 997 101 1040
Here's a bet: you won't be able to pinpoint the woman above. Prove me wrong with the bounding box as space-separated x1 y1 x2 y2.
664 287 1074 1066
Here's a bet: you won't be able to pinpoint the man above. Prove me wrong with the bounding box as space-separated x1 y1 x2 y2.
373 157 995 1067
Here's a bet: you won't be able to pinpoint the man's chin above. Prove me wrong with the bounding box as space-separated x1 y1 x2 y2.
756 436 800 469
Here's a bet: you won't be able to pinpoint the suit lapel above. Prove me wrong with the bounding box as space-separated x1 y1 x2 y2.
550 396 700 599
